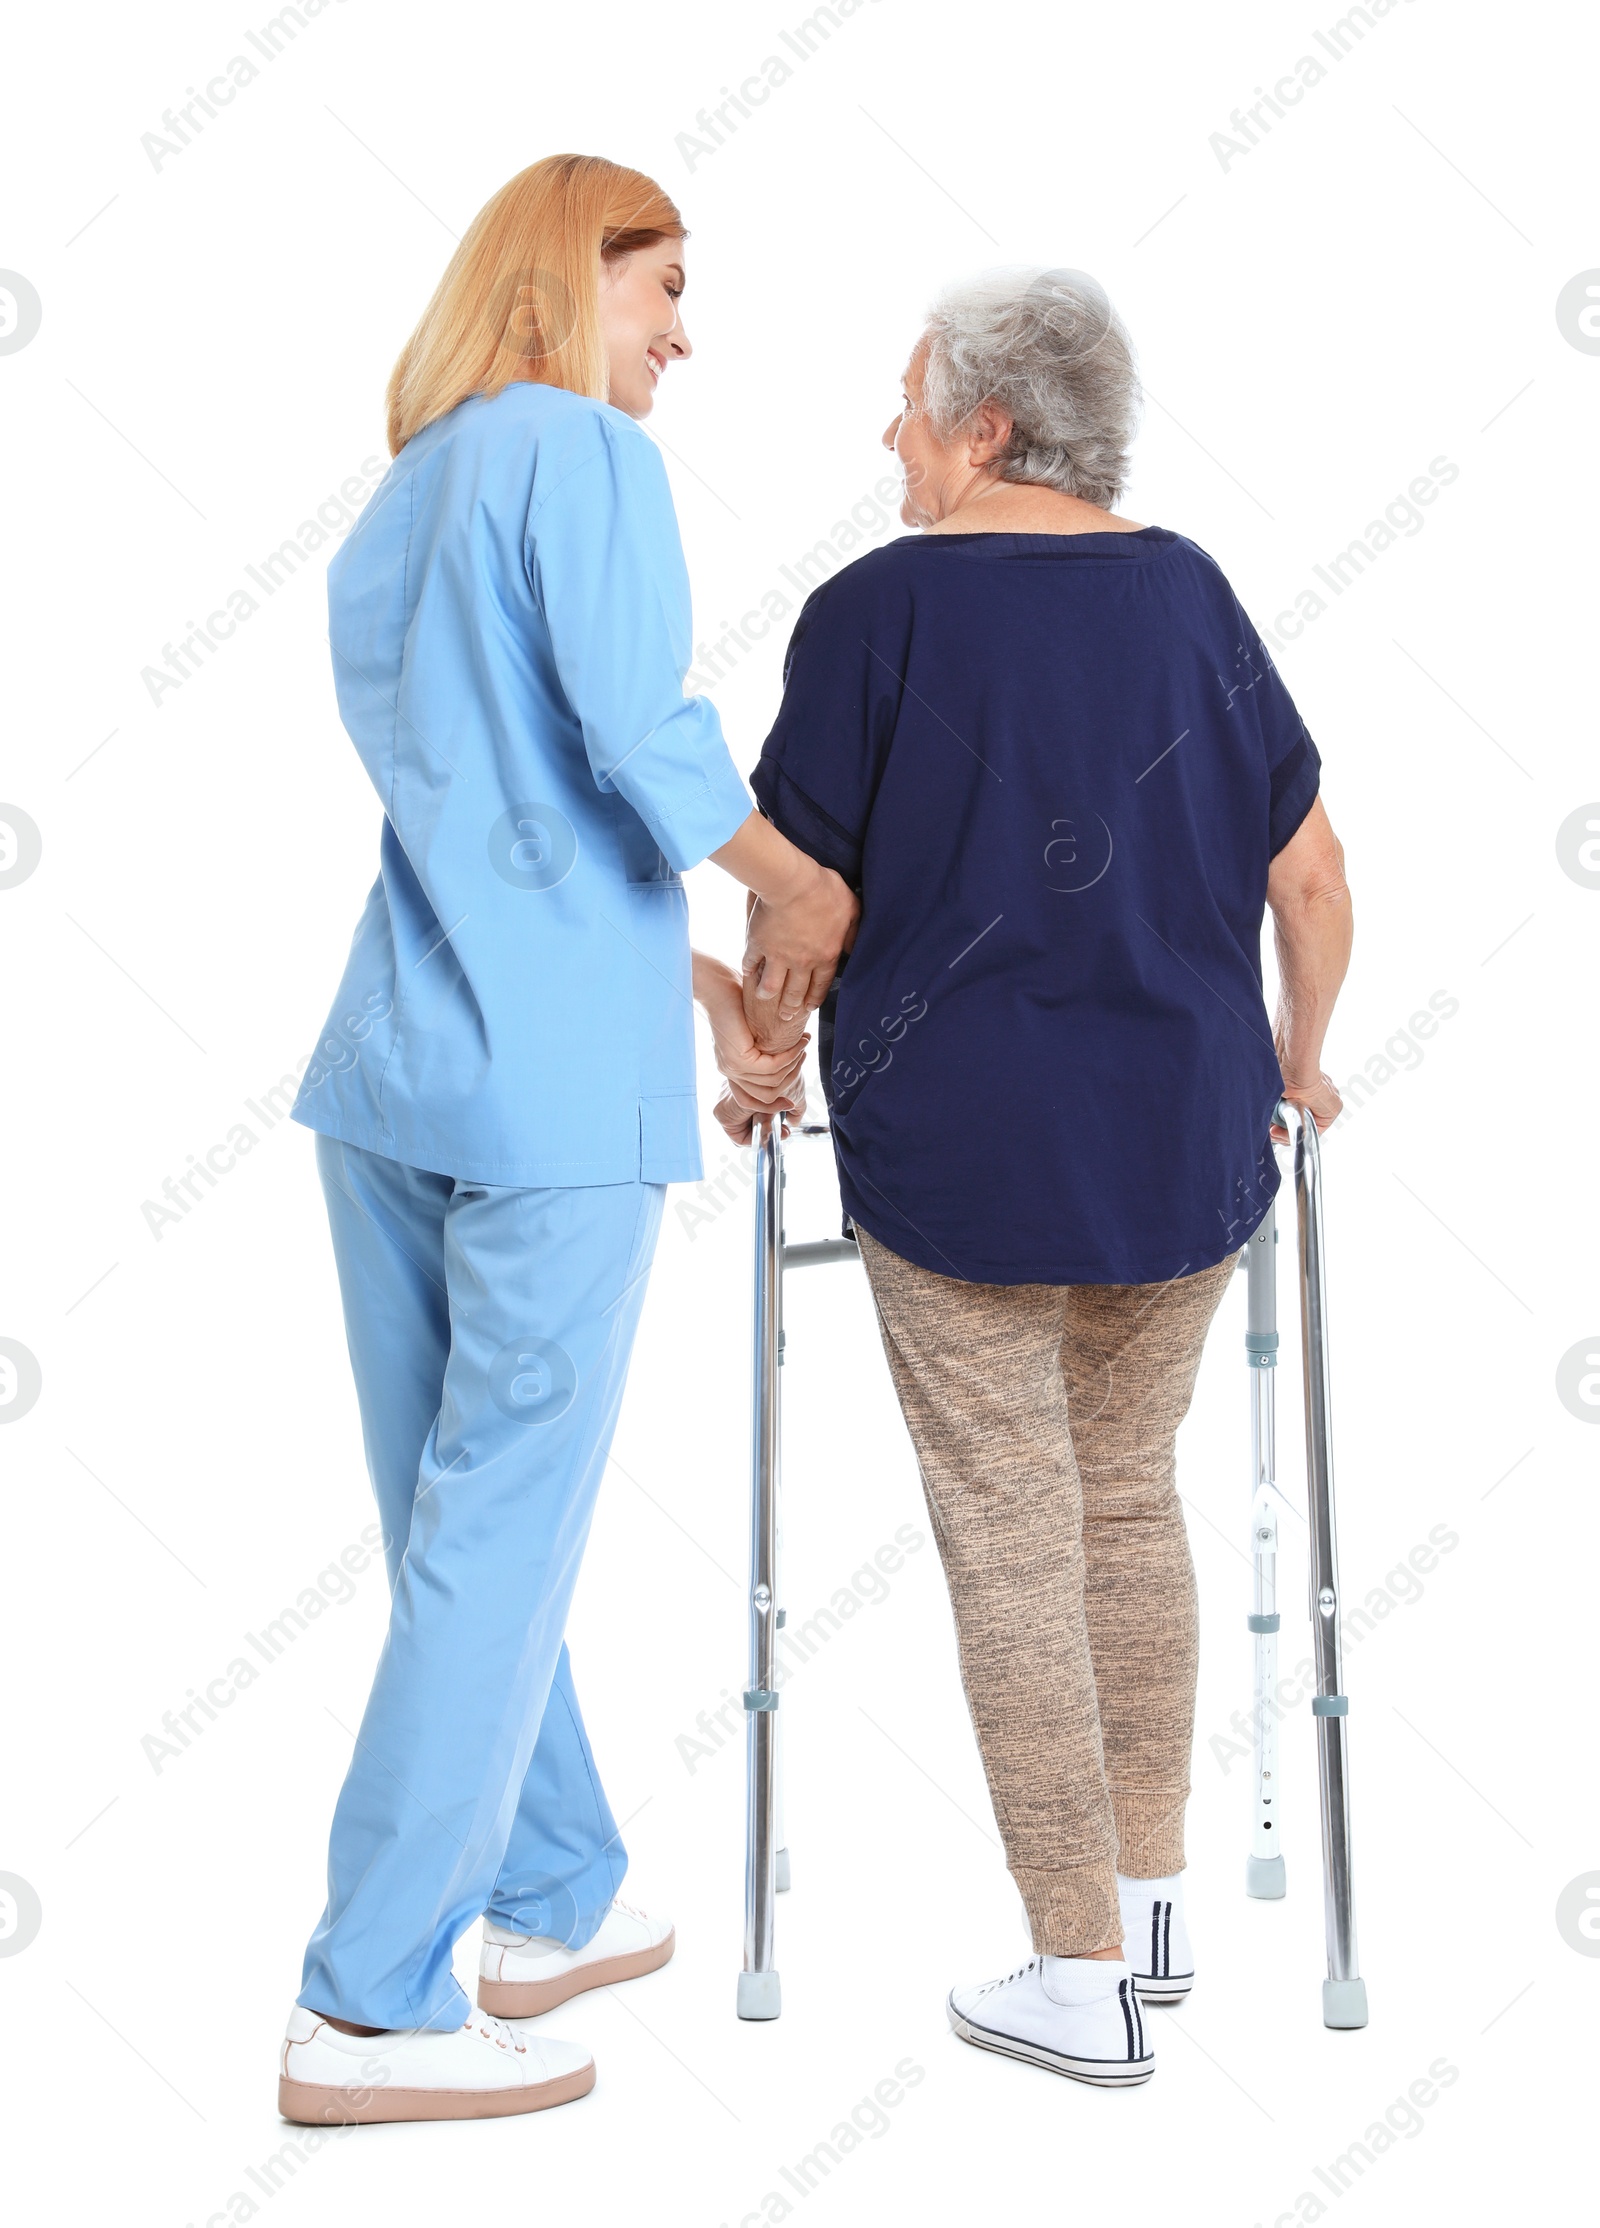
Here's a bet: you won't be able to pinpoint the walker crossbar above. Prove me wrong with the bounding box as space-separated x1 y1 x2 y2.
1243 1104 1368 2030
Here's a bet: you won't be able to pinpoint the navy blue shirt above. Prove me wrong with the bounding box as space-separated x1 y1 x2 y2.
750 529 1321 1286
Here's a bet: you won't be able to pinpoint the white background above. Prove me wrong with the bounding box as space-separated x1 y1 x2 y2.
2 0 1595 2220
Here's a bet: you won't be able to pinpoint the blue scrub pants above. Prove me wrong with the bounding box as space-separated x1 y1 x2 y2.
297 1134 665 2032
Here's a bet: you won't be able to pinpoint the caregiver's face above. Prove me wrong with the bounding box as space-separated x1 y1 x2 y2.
883 341 957 527
599 236 691 419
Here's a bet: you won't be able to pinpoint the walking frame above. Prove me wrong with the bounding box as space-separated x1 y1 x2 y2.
736 1103 1367 2031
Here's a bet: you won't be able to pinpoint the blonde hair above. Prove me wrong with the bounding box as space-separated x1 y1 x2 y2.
384 154 685 455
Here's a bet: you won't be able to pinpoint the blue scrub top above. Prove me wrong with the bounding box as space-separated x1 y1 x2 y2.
291 382 752 1186
750 529 1322 1286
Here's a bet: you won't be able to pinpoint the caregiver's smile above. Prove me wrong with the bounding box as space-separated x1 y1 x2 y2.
599 235 690 418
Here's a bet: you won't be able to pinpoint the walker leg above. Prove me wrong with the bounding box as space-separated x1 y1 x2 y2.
1245 1204 1287 1900
738 1119 783 2019
1284 1104 1368 2029
775 1165 790 1897
775 1167 793 1898
774 1612 791 1897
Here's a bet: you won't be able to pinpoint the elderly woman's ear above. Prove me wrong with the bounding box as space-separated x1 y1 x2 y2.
962 399 1014 471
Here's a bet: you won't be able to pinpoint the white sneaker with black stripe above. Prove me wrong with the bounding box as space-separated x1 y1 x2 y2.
946 1956 1152 2086
1119 1872 1194 2004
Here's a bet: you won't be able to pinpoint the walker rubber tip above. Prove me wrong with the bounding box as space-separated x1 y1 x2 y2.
1322 1977 1369 2029
1246 1854 1287 1900
737 1968 782 2021
775 1847 792 1894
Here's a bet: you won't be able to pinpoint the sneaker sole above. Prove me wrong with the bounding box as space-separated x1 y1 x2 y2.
1132 1972 1194 2005
278 2059 595 2125
946 2000 1154 2088
477 1929 676 2018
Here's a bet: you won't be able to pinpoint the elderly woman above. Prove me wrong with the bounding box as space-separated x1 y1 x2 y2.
734 269 1351 2088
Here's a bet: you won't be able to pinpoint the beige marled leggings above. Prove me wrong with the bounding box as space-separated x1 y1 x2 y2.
857 1228 1235 1959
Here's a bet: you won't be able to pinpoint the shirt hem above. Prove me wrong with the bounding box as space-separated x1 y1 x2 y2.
842 1174 1279 1289
290 1105 699 1189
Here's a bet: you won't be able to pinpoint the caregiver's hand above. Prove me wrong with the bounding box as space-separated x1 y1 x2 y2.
692 952 809 1129
708 811 859 1044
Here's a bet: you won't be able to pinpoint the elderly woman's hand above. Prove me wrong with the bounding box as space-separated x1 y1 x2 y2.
742 860 858 1043
707 812 859 1043
1272 1072 1343 1141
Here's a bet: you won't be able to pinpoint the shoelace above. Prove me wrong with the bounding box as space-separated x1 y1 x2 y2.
465 2011 527 2055
976 1958 1040 1998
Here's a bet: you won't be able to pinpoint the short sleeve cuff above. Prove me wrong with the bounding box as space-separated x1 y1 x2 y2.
749 757 863 885
645 746 752 873
1268 732 1322 857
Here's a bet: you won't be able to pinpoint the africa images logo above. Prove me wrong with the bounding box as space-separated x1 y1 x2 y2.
489 803 578 892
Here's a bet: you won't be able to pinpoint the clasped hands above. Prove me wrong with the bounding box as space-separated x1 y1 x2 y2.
696 855 859 1146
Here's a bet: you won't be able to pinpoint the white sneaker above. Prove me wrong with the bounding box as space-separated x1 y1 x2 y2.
478 1897 675 2018
1119 1872 1194 2004
278 2004 594 2125
947 1957 1153 2087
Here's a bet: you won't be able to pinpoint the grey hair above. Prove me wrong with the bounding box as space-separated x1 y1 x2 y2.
919 267 1140 508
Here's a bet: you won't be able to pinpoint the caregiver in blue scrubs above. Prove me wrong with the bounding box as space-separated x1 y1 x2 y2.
276 154 856 2127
